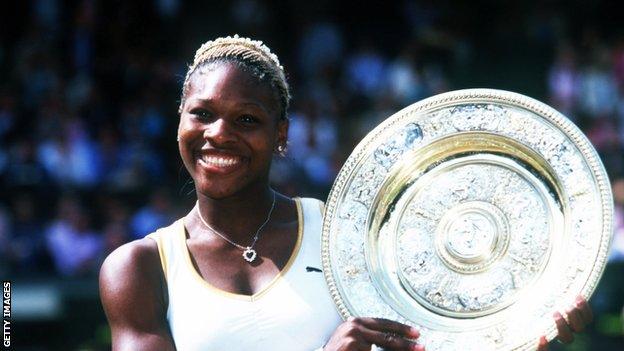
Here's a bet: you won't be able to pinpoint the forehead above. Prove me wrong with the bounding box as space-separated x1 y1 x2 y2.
186 62 277 112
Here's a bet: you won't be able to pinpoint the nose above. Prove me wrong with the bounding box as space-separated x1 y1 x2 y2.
204 118 237 145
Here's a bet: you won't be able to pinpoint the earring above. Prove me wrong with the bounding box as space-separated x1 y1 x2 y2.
275 143 287 156
177 135 180 142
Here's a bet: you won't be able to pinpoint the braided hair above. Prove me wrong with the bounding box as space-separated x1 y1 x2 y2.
179 35 291 121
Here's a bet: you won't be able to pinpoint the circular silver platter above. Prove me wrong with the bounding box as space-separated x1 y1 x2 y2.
321 89 613 350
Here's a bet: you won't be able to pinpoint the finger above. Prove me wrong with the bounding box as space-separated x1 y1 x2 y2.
355 317 420 339
360 329 422 351
575 296 593 324
554 311 574 344
536 336 549 351
565 306 585 333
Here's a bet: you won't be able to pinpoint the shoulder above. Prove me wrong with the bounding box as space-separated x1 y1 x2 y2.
99 238 164 307
99 238 175 350
100 238 161 282
99 219 184 305
99 238 168 329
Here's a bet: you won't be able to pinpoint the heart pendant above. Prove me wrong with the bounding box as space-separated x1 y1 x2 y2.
242 247 257 262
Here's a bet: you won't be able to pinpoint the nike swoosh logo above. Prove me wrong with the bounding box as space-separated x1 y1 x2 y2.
306 266 322 273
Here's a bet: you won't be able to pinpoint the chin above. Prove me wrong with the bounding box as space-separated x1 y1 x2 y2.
193 177 247 199
195 176 269 200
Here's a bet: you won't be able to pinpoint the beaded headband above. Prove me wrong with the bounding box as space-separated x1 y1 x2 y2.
189 34 284 74
179 34 290 118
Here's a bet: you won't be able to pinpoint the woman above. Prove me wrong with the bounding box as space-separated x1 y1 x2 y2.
100 36 592 351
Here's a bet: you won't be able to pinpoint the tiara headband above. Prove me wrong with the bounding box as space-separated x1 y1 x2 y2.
179 34 290 117
189 34 284 75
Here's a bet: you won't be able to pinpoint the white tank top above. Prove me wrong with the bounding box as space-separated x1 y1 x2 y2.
147 197 343 350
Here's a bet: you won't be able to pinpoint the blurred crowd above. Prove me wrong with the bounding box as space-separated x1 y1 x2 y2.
1 2 624 349
0 0 452 279
0 1 623 288
546 34 624 264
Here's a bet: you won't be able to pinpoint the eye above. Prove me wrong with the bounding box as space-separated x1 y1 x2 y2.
190 108 212 121
238 114 259 125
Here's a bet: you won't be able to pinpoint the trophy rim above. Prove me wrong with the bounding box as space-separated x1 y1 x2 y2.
321 88 613 350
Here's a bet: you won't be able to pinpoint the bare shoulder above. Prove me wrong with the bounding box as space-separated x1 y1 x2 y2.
99 238 174 350
100 238 162 295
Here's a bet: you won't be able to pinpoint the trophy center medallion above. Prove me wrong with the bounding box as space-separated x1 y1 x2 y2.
436 201 509 273
446 211 496 260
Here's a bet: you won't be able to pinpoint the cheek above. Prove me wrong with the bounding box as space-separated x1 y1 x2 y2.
250 132 278 156
177 119 198 163
178 117 196 137
177 118 207 150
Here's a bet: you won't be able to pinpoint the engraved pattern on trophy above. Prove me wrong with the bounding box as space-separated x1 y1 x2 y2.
374 123 423 171
322 89 613 351
394 162 551 317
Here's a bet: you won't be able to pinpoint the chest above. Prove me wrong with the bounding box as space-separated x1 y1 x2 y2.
166 236 342 351
186 223 298 295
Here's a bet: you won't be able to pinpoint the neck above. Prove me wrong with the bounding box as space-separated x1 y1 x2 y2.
195 185 276 243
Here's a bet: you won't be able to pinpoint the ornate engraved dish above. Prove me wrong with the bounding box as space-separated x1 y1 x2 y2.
321 89 613 350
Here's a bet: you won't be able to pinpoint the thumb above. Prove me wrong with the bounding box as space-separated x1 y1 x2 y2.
536 336 549 351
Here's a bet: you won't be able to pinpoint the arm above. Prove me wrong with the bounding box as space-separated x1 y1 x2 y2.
99 238 176 351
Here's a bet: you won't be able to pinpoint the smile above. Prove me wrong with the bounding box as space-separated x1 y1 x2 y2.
197 152 246 174
201 155 241 167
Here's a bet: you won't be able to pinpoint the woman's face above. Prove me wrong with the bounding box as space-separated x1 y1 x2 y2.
178 62 287 199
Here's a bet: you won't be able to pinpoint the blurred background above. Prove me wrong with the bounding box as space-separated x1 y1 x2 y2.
1 0 623 349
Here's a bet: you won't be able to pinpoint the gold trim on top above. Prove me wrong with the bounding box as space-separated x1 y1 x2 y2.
179 197 304 301
146 231 169 282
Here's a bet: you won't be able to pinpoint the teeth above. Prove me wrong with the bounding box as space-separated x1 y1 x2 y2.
201 155 240 167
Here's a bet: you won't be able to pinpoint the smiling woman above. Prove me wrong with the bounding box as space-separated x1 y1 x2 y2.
178 61 286 199
98 36 591 351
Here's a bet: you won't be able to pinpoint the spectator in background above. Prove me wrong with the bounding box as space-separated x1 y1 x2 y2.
585 117 624 176
2 139 53 196
578 48 618 119
45 196 102 276
297 21 344 79
610 178 624 262
386 44 424 106
130 188 174 239
37 114 101 188
288 98 338 194
7 194 48 274
345 41 387 99
102 222 130 259
612 36 624 93
100 197 132 256
548 44 579 118
93 127 124 187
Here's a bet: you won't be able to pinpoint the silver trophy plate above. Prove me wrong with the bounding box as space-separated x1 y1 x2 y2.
321 89 613 350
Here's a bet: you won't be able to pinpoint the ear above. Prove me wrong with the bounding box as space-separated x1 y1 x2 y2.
276 118 289 147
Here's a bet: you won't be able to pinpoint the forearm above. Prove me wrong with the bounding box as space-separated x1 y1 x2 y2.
112 330 176 351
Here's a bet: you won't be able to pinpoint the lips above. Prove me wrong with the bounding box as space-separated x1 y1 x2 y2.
196 151 246 174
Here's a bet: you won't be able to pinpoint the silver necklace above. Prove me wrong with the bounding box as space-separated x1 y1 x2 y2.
196 191 276 263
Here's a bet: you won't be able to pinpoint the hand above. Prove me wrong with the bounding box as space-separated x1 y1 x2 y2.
323 317 424 351
536 296 593 351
